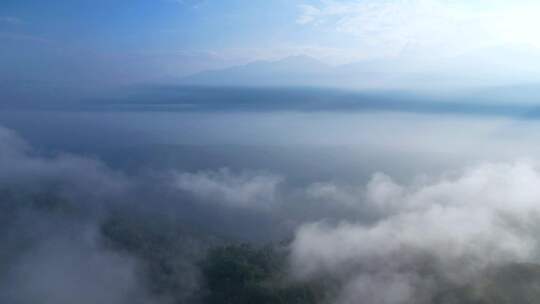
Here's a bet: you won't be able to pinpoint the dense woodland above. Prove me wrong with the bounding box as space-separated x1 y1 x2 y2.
3 188 540 304
0 188 326 303
102 212 326 304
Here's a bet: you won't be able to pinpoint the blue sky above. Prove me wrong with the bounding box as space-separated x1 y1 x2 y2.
1 0 312 84
3 0 540 86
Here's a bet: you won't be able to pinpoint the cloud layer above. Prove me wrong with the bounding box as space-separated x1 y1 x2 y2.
4 120 540 303
291 161 540 303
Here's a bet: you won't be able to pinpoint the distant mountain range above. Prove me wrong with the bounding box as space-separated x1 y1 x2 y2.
180 45 540 89
181 55 406 89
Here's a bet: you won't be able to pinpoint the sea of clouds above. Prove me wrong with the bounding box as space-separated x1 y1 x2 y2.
2 123 540 303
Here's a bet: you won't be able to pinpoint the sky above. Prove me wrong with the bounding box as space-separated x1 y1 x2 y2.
5 0 540 87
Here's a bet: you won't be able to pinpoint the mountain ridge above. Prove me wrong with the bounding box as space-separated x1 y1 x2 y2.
180 46 540 89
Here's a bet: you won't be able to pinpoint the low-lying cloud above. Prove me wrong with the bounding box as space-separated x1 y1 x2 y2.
1 224 151 304
0 126 153 303
0 124 288 302
291 161 540 303
4 121 540 303
173 168 283 210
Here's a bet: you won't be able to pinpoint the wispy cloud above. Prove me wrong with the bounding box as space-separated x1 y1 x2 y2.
168 0 205 8
296 5 321 25
297 0 540 58
0 32 51 44
0 16 23 25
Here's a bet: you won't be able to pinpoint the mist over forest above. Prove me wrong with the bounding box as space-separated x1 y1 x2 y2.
3 108 540 303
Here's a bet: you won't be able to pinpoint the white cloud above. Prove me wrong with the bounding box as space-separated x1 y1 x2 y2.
0 16 22 25
0 126 130 203
297 5 321 25
172 168 283 210
3 227 149 304
290 160 540 303
297 0 540 58
168 0 205 8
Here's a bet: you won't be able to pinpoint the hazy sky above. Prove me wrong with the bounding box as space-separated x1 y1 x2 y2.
4 0 540 86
